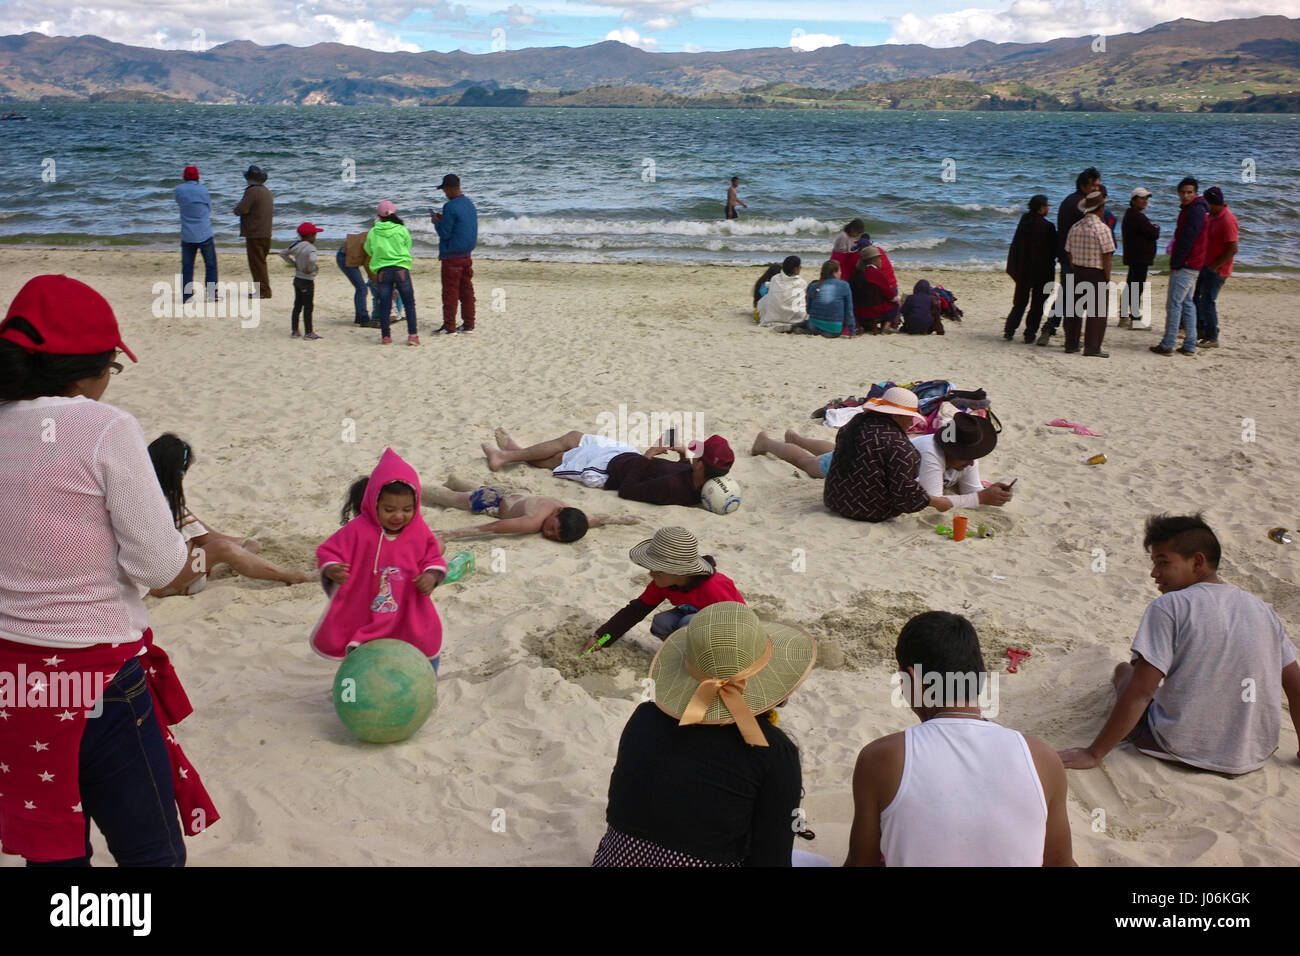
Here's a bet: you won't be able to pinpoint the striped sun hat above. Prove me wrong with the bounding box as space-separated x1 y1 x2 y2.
650 603 817 747
629 527 712 577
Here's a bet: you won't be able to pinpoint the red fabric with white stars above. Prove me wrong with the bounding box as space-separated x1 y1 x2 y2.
0 631 218 862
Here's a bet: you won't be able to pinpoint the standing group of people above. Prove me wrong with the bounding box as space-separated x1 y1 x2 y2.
1003 166 1240 357
172 166 480 343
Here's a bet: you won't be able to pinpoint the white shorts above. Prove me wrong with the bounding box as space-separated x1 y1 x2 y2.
552 434 638 488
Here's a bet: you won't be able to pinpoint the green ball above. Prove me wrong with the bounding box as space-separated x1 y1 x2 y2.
332 639 438 743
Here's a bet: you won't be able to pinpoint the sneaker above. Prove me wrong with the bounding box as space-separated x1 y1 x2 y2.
1199 339 1219 349
1149 345 1174 355
304 332 321 340
407 335 421 346
1035 332 1052 346
1177 348 1197 357
1063 346 1080 354
381 336 392 345
431 327 457 335
290 331 301 338
1083 351 1110 358
456 325 474 334
364 320 384 329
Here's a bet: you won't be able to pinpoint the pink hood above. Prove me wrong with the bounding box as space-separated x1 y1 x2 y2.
310 448 447 660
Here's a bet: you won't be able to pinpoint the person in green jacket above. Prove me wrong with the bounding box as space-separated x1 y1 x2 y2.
364 200 419 345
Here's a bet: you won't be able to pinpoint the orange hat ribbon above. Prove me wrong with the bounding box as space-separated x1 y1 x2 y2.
680 641 774 747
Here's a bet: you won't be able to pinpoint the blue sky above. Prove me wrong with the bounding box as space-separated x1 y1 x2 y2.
0 1 1294 52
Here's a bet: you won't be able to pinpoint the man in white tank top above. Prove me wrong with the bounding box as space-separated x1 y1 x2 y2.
1059 514 1300 774
845 611 1075 866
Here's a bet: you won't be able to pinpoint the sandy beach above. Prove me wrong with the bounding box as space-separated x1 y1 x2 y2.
2 246 1297 867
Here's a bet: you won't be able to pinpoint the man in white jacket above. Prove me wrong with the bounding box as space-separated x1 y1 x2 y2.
757 255 807 328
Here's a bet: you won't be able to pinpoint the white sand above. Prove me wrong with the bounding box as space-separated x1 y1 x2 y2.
2 248 1297 866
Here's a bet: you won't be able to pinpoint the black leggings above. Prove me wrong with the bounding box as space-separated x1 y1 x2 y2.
292 277 315 333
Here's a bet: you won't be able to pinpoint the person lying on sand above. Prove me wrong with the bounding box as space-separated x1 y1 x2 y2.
482 426 734 508
1058 513 1300 774
426 476 642 542
752 410 1012 510
845 611 1074 866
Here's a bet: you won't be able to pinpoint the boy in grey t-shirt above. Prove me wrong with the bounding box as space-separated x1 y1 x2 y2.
1059 513 1300 774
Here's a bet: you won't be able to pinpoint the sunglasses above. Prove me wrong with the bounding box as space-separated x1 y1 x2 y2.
107 349 124 376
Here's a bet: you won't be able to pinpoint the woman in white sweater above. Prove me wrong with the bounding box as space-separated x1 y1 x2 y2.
0 274 217 866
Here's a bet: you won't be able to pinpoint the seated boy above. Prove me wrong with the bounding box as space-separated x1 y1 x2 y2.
1059 513 1300 774
845 611 1074 866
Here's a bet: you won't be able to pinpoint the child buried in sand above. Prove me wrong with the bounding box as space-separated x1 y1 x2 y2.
427 476 643 542
311 448 449 673
147 432 313 596
583 526 745 654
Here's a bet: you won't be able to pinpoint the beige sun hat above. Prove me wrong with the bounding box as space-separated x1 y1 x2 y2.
629 527 712 577
861 386 928 424
649 602 817 747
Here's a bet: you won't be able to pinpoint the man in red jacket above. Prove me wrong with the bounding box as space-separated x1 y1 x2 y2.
1151 177 1208 357
1194 186 1239 349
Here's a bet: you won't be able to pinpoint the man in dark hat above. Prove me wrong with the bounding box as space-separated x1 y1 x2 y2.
1003 194 1057 343
233 165 274 299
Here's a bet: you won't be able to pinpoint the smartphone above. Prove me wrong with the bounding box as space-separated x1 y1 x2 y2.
664 428 678 447
1006 478 1018 489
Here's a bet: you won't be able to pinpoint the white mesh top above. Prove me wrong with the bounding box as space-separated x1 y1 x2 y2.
0 396 188 648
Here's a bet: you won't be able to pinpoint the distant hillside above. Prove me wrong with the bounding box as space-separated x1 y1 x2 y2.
0 17 1297 111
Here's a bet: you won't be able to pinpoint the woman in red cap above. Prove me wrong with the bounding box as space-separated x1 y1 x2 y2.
0 275 217 866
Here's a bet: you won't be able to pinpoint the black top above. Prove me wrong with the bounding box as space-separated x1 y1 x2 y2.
1006 212 1058 284
1121 207 1161 266
1056 189 1086 262
605 453 699 506
604 702 801 866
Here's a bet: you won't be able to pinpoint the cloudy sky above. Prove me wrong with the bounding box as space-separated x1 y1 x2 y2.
1 0 1295 53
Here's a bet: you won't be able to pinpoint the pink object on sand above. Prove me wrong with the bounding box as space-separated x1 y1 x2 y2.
1045 418 1104 438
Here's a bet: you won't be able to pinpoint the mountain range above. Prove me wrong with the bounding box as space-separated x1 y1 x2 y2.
1 16 1297 111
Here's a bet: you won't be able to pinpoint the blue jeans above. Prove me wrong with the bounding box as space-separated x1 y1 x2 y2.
335 247 371 322
1193 268 1225 341
180 237 217 301
27 657 185 867
1160 268 1198 352
650 608 696 639
376 266 417 337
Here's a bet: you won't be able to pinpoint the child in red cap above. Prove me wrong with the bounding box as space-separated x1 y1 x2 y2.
280 222 323 339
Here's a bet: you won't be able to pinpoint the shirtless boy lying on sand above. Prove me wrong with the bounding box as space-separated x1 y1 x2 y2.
426 475 642 543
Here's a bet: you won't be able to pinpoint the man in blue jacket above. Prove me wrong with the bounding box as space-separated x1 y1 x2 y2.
430 174 478 334
174 165 217 302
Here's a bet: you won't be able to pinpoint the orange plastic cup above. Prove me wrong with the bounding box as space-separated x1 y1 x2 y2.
952 515 968 541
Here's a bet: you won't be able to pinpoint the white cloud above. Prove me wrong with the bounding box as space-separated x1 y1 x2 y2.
790 30 843 52
0 1 424 50
642 16 681 30
497 4 542 27
682 41 706 52
605 26 659 50
886 0 1300 48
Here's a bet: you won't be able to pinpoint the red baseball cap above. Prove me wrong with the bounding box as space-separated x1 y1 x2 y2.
1 275 137 362
182 165 200 181
689 434 734 471
297 221 323 237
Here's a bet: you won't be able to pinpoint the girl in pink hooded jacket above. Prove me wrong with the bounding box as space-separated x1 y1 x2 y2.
311 448 449 671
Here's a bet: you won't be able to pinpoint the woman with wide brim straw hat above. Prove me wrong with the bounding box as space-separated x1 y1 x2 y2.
0 275 219 865
592 602 817 867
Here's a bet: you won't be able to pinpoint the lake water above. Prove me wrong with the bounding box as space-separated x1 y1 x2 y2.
0 104 1295 274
